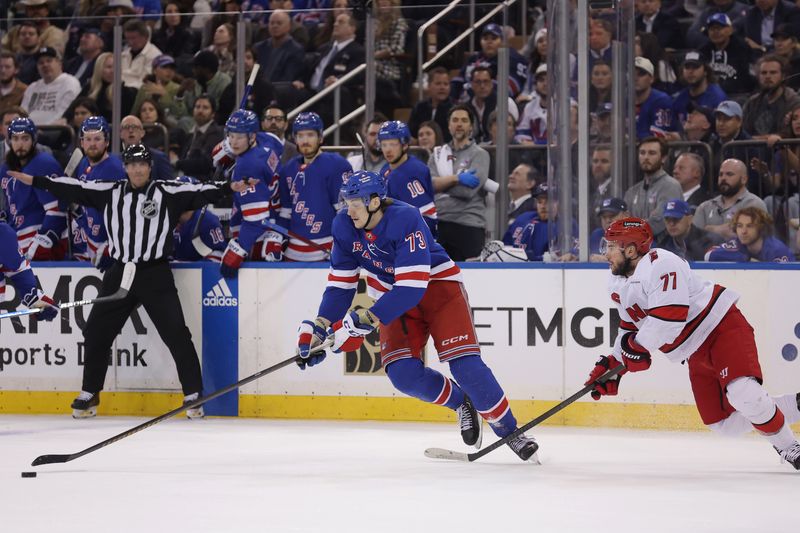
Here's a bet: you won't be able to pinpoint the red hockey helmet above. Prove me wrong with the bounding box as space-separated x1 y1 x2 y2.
604 217 653 254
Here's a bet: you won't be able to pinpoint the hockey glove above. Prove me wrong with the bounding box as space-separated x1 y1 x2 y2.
457 169 480 188
328 308 377 353
21 288 59 322
296 318 329 370
585 355 626 400
620 332 652 372
211 139 236 170
92 243 115 273
262 231 285 262
27 230 59 261
220 239 248 278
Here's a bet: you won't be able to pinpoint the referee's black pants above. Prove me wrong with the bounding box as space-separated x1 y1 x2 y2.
80 260 203 396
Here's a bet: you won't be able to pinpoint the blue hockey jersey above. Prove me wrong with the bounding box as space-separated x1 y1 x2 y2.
0 221 37 306
172 208 227 262
279 151 352 261
231 142 282 252
508 216 579 261
636 88 675 139
706 236 795 262
380 156 437 236
502 210 538 246
671 84 727 128
318 201 462 325
0 151 65 253
73 155 126 259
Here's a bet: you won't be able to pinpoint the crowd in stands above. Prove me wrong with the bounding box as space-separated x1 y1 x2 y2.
1 0 800 267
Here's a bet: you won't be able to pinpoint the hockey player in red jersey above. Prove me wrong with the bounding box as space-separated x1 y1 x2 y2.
586 217 800 469
296 170 539 461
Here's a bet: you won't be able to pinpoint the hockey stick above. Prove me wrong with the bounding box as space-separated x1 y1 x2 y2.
63 148 84 260
190 205 213 257
355 132 369 170
31 338 333 466
424 364 626 462
0 262 136 320
240 63 260 109
261 219 332 258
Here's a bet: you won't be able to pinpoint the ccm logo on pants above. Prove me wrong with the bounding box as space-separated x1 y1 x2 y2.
442 335 469 346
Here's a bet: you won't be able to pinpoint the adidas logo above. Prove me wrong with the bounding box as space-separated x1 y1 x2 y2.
203 278 238 307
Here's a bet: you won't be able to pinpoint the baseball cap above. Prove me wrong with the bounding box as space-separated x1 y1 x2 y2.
35 47 61 61
532 183 550 197
595 102 613 116
715 100 743 119
482 23 503 38
635 56 654 76
597 197 628 216
772 24 797 40
663 199 694 218
152 54 176 69
82 27 104 38
705 13 732 29
535 63 547 77
683 50 704 67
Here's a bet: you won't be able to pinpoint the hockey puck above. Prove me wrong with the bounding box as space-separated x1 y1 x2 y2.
21 471 37 478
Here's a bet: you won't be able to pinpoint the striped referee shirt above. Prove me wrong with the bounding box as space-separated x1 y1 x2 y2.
31 175 233 263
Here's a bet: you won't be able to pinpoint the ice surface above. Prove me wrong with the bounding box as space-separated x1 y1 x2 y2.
0 415 796 533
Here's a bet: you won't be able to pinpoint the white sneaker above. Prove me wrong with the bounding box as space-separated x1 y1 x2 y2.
183 393 204 419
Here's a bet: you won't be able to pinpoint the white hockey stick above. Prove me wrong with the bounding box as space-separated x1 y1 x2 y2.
64 147 84 178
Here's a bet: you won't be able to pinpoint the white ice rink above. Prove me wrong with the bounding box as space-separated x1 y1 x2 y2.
0 415 797 533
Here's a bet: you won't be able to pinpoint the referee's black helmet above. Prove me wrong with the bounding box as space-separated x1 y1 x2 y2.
122 143 152 165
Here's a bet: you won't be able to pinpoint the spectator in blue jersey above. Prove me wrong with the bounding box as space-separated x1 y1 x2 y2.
589 197 629 261
654 199 722 261
296 170 541 462
378 121 438 236
707 206 795 261
634 56 675 139
672 51 727 128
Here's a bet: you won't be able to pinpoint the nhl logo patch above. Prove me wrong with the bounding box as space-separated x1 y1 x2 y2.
140 199 159 219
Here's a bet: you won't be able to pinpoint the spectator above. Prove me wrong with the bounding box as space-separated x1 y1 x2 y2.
467 66 518 144
590 144 613 214
312 0 356 51
654 199 721 260
694 158 768 240
347 115 388 172
261 104 297 164
372 0 409 118
635 0 684 51
94 0 137 52
2 0 66 56
203 0 254 49
416 120 443 157
634 56 675 139
589 18 614 65
217 46 274 125
254 9 305 83
174 95 225 180
672 151 713 206
515 64 547 145
0 52 27 111
451 23 528 103
85 52 137 123
133 55 185 129
771 24 800 91
13 21 41 85
21 48 81 126
635 32 678 94
177 51 231 132
506 163 537 225
707 206 795 261
700 13 756 95
590 197 629 260
743 55 800 144
120 20 163 90
120 114 173 181
485 109 517 147
136 98 168 152
710 99 770 195
207 23 236 79
409 67 453 144
519 28 547 104
429 104 490 261
260 0 310 48
151 2 199 62
624 136 682 234
589 60 612 112
743 0 800 55
508 183 578 262
590 102 613 144
63 97 100 141
672 51 727 126
64 28 105 88
686 0 750 49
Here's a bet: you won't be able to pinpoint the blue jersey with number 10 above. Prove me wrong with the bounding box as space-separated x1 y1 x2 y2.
380 156 437 236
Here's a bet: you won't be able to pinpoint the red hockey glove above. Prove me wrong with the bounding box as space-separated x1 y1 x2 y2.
585 355 626 400
620 332 652 372
328 309 377 353
261 231 285 262
220 239 247 278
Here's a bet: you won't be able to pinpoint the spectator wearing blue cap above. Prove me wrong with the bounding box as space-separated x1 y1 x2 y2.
686 0 749 49
699 12 756 95
707 206 795 261
654 199 722 261
64 29 105 88
589 197 629 261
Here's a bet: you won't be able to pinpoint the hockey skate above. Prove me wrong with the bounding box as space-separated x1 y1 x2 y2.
456 395 482 448
70 392 99 419
183 393 205 419
776 442 800 470
507 433 540 463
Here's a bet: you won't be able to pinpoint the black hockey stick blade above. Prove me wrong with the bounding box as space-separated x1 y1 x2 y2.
424 364 626 463
31 339 332 467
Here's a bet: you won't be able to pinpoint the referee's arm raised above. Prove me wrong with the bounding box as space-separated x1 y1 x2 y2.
162 178 258 211
7 171 112 210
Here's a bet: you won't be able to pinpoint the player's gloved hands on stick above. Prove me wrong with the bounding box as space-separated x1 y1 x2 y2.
262 231 285 262
457 169 480 188
21 288 59 322
220 238 248 278
296 318 329 370
328 308 377 353
585 355 626 400
619 332 652 372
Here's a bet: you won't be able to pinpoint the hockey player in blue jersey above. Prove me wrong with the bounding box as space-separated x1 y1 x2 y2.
0 220 58 321
512 183 578 261
296 171 539 462
220 109 283 277
377 120 438 235
0 117 66 259
73 116 126 270
172 177 227 262
278 112 352 261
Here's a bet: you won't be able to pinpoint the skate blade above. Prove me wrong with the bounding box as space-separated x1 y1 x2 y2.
471 419 484 450
71 407 97 419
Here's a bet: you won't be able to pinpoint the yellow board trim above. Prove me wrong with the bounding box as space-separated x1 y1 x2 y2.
5 391 798 432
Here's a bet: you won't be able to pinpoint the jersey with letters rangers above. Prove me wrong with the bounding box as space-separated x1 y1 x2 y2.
73 155 125 259
609 247 739 363
231 142 281 252
318 201 462 325
0 151 65 252
0 221 37 305
278 152 352 261
380 156 437 235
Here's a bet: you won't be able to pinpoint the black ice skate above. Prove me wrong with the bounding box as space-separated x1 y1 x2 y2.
776 442 800 470
456 395 482 449
507 433 540 463
70 392 99 419
183 393 205 419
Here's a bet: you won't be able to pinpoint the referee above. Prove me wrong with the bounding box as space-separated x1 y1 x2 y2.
9 144 253 419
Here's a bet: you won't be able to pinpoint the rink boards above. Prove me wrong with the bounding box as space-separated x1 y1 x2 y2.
1 262 799 430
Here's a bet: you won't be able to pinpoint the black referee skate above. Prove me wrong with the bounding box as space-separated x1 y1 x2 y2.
776 442 800 470
70 392 99 419
183 393 205 419
456 395 482 449
507 433 540 463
